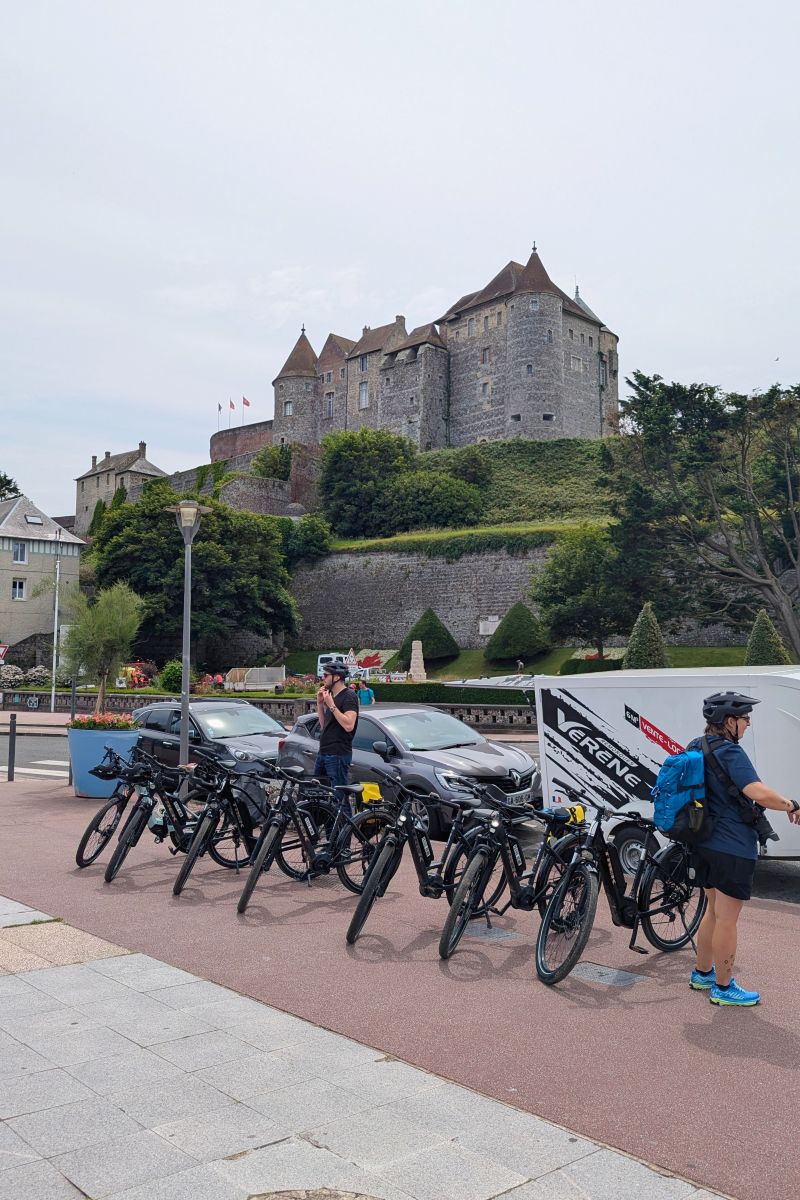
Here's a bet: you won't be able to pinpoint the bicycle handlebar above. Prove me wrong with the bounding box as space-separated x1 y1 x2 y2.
550 778 655 829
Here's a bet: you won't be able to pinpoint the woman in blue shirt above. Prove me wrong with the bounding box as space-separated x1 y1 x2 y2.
690 691 800 1007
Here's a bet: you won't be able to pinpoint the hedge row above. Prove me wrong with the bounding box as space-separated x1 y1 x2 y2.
334 528 557 561
559 658 622 676
370 682 534 706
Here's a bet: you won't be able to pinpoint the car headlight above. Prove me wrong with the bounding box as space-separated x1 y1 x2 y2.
434 770 475 794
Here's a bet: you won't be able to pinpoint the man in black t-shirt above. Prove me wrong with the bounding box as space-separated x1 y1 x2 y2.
314 663 359 803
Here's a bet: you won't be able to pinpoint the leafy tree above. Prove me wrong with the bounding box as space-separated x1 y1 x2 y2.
622 601 671 669
376 471 482 535
745 608 792 665
450 445 492 489
252 444 292 481
284 513 332 565
109 486 127 509
319 429 417 536
87 499 107 535
62 582 143 712
0 472 20 501
485 602 548 663
530 524 633 657
396 608 459 670
91 480 298 668
614 372 800 657
157 659 184 691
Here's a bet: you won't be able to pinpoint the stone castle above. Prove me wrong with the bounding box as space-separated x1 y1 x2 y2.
211 247 619 463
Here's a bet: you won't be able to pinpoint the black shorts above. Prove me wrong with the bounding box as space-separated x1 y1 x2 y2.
692 847 756 901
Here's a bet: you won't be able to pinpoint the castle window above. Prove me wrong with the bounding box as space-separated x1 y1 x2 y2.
569 329 574 340
511 414 521 422
279 383 284 391
468 318 475 336
340 367 346 379
530 297 539 311
455 330 460 340
497 310 502 326
359 382 369 409
360 355 368 372
481 382 489 397
483 316 489 331
588 336 593 348
325 393 334 418
283 400 293 416
326 371 332 383
547 329 553 343
526 364 533 376
600 359 609 388
542 413 554 422
480 347 490 365
80 481 84 493
305 381 312 391
11 579 26 601
580 333 585 345
570 355 582 372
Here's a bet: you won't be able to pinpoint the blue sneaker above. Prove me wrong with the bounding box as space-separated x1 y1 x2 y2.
690 967 716 991
709 978 760 1006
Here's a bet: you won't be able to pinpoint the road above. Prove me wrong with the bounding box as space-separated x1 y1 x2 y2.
0 732 69 780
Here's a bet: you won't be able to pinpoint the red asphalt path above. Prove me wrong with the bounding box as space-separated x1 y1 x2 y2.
2 781 798 1200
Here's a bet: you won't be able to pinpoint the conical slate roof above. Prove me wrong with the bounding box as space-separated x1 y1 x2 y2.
515 249 560 296
274 329 318 381
572 286 602 323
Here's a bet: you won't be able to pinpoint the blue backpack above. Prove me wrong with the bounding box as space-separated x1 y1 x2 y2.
651 738 717 843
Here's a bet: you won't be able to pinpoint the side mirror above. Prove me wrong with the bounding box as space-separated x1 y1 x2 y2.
187 728 201 742
372 740 391 760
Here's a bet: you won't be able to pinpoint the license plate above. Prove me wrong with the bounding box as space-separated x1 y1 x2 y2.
506 787 532 804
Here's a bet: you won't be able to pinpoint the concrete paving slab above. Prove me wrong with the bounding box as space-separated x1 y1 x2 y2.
107 1161 250 1200
154 1101 286 1162
106 965 199 992
0 976 39 998
150 1029 254 1071
195 1050 316 1102
21 1023 138 1067
501 1149 699 1199
7 1095 142 1157
0 1006 97 1044
320 1058 441 1105
0 1121 40 1173
0 1157 84 1199
177 993 282 1028
18 964 133 1005
0 942 52 973
150 980 234 1009
78 989 183 1024
68 1045 182 1096
110 1070 233 1127
373 1140 527 1200
227 1011 311 1052
0 1067 93 1119
307 1107 451 1170
52 1128 195 1198
453 1104 597 1177
87 953 163 978
0 911 52 928
246 1077 377 1131
212 1136 379 1195
106 1008 216 1046
3 923 124 965
0 899 32 916
0 1032 52 1078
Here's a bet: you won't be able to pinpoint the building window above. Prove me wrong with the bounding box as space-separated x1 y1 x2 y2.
360 355 368 372
80 481 84 493
325 371 332 383
304 381 311 392
283 400 293 416
547 329 553 343
526 364 533 376
11 579 26 600
530 297 539 311
571 355 582 372
340 367 346 380
588 336 593 348
511 413 521 422
569 329 574 340
481 382 489 397
600 359 609 388
325 393 334 418
279 383 284 391
455 330 460 340
497 310 502 326
480 347 490 365
359 382 369 408
468 318 475 336
96 477 99 487
12 541 27 564
483 315 489 331
542 413 554 422
580 332 585 345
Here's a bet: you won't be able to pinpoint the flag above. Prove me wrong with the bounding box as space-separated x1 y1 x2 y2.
217 402 222 413
242 396 250 407
229 399 235 410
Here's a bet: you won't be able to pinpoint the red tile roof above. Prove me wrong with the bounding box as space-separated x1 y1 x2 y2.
274 330 318 380
390 324 447 353
347 320 405 359
438 250 604 326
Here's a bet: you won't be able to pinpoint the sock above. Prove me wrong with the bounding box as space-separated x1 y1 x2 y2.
716 981 732 990
696 968 714 977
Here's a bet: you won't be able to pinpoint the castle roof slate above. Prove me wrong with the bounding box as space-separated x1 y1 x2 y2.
438 249 604 327
572 286 602 323
274 330 318 380
75 449 167 482
0 495 84 544
390 324 447 353
347 321 402 359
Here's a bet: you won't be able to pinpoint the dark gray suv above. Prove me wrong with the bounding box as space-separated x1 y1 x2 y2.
278 703 541 836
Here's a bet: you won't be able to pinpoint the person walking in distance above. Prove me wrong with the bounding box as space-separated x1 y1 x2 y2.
315 663 359 803
689 692 800 1006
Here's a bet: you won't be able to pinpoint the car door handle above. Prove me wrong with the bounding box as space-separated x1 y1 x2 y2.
160 740 174 747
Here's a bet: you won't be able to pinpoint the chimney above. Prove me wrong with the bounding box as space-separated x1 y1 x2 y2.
138 441 146 457
91 455 97 469
395 315 405 324
362 325 369 335
104 451 111 461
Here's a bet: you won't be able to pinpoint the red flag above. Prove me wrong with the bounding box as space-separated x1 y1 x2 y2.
242 395 250 407
229 399 235 410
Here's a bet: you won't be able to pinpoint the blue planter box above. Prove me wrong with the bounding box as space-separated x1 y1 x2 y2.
67 729 140 798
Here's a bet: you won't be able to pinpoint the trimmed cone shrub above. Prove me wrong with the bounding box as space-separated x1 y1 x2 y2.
622 602 670 669
745 608 792 665
485 603 548 663
396 608 459 670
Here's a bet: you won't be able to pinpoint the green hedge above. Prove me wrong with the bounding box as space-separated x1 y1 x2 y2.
371 682 533 706
334 528 557 561
559 658 622 676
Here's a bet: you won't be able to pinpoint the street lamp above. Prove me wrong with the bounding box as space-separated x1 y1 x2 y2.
165 500 211 766
50 527 62 713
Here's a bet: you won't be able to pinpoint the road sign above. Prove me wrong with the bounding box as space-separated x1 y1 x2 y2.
0 645 8 662
345 647 358 667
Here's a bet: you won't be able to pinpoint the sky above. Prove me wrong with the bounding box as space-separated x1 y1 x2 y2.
2 0 798 517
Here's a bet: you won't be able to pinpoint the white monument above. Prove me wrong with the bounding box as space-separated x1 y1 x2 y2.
408 639 427 682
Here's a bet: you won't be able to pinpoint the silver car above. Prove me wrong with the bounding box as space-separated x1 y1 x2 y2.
278 703 541 837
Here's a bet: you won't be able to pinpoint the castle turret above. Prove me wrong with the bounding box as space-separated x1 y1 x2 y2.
505 247 565 439
272 327 319 445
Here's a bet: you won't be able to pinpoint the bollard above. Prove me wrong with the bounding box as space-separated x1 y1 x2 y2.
7 713 16 782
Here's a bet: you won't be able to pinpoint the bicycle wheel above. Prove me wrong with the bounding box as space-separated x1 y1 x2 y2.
337 807 396 894
442 838 507 914
274 801 336 881
76 792 129 867
532 831 580 918
346 838 396 945
104 805 148 883
535 863 598 985
208 812 255 870
439 850 491 960
639 844 707 952
237 822 282 914
172 812 218 896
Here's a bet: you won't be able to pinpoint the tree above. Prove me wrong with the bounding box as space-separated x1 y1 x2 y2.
622 602 671 669
252 444 292 481
62 582 143 713
396 608 459 670
0 472 20 501
88 499 107 535
450 444 492 489
530 524 633 657
376 471 483 535
485 603 548 663
319 429 417 536
109 486 127 509
90 480 298 668
283 513 332 566
614 373 800 657
745 608 792 665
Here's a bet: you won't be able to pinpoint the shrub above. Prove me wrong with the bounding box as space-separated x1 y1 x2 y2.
88 499 107 535
622 602 671 669
319 429 417 536
252 444 292 481
0 664 24 688
449 445 493 488
285 513 332 565
376 471 483 535
396 609 459 670
24 666 51 688
745 608 792 665
560 657 623 675
485 603 548 663
157 659 184 692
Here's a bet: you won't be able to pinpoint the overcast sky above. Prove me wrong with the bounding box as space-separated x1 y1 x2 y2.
2 0 798 517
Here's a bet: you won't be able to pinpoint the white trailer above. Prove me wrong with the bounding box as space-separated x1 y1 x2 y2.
533 666 800 862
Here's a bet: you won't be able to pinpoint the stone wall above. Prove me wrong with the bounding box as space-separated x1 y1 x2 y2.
210 422 273 462
127 446 319 515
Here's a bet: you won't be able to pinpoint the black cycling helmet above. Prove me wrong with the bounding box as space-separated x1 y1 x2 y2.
702 691 760 724
322 662 349 680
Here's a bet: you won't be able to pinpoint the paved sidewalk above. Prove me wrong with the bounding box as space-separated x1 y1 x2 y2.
0 900 726 1200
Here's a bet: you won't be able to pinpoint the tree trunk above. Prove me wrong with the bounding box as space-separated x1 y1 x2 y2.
95 674 107 715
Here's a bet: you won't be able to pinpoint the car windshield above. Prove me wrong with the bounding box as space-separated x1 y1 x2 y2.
194 706 284 739
381 711 483 752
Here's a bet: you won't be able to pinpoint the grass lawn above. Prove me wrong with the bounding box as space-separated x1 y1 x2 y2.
667 645 749 667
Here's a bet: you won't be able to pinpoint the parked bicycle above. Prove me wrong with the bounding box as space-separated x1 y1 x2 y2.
534 779 707 985
236 762 395 914
439 787 585 960
75 748 142 868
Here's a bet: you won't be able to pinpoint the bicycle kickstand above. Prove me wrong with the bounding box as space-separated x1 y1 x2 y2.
628 918 648 955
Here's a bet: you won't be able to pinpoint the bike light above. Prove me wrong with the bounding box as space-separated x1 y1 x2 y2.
398 813 408 825
490 816 501 829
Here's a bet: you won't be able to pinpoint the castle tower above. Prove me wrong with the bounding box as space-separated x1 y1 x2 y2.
380 325 449 448
272 327 319 445
505 248 566 438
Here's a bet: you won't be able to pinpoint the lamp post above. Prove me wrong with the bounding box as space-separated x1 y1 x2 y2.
50 527 62 713
165 500 211 765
